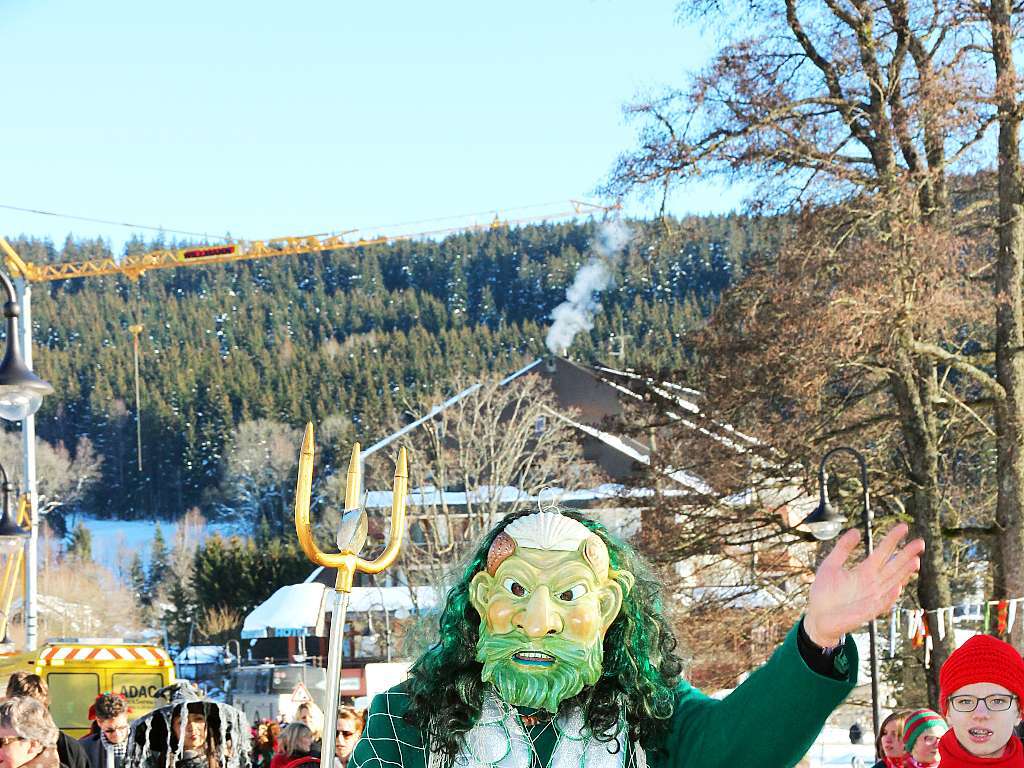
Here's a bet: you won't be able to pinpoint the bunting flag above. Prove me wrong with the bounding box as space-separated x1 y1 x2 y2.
889 606 899 657
925 633 933 669
912 611 928 649
998 600 1010 635
866 594 1024 658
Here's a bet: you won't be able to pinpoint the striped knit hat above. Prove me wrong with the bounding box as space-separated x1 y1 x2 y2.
903 709 947 752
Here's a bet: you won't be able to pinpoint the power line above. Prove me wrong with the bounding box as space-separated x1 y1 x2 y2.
0 203 232 242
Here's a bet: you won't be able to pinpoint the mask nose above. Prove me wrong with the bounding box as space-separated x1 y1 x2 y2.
516 587 562 638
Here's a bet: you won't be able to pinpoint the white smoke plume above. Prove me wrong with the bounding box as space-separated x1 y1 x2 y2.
545 219 631 355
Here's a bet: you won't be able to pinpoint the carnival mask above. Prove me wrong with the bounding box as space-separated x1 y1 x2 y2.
469 511 633 713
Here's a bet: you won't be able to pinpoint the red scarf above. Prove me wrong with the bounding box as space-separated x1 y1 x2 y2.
938 730 1024 767
879 758 904 768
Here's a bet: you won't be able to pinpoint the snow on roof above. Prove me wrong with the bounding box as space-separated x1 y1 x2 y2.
241 583 328 639
329 586 439 615
542 406 714 495
176 645 225 664
363 482 640 508
678 584 791 610
245 584 439 636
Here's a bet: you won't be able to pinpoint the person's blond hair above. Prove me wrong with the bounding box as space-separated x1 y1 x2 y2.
293 702 324 741
278 723 313 756
336 706 365 738
0 696 58 747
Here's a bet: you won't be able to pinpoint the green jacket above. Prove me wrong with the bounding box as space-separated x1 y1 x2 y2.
350 622 857 768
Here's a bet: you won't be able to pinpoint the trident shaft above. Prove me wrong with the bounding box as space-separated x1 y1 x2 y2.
293 424 408 761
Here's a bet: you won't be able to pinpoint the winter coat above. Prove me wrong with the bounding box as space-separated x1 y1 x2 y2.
58 732 90 768
77 733 109 768
268 754 317 768
350 621 858 768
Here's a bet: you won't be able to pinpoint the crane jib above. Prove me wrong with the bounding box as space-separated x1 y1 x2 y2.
182 245 237 259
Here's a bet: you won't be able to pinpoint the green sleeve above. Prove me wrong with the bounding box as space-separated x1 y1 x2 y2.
662 621 857 768
349 685 428 768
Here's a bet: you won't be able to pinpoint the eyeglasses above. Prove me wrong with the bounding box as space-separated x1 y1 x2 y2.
0 736 25 748
948 694 1018 712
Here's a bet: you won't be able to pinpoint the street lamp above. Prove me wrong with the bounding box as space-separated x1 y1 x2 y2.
800 446 881 741
0 271 52 421
0 268 53 654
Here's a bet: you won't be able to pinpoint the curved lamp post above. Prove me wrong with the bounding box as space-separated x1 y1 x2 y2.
0 271 52 420
0 269 52 653
800 446 881 741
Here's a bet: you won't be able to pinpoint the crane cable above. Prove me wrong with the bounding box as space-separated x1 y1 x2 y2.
128 282 144 473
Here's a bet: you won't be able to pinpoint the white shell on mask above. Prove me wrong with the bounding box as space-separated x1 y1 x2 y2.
503 510 591 551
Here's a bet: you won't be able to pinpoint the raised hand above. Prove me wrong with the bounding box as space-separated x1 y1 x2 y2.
803 523 924 648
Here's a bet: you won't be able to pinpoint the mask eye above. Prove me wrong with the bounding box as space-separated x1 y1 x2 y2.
557 584 587 601
502 578 528 597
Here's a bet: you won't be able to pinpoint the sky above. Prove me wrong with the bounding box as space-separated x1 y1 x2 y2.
0 0 742 253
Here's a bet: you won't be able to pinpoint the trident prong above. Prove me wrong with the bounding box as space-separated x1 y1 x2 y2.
293 422 409 593
293 423 408 761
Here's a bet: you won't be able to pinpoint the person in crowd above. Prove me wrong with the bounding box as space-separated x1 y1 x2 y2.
78 695 130 768
873 710 909 768
168 705 223 768
124 684 248 768
349 507 924 768
903 709 947 768
333 709 363 768
938 634 1024 766
251 721 278 768
0 697 60 768
269 724 316 768
5 673 88 768
290 706 322 758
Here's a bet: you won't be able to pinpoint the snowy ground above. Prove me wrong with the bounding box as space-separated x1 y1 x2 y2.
67 516 239 573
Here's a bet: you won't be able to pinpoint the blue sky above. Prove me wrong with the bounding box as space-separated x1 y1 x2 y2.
0 0 740 252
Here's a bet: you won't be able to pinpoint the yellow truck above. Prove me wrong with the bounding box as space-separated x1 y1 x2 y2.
32 639 176 737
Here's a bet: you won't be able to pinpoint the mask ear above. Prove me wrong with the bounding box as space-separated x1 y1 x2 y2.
469 571 494 618
596 579 625 632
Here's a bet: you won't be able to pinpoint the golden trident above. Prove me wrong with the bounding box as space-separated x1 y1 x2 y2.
293 422 408 750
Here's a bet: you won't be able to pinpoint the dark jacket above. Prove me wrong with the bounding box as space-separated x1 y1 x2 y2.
58 733 89 768
77 733 115 768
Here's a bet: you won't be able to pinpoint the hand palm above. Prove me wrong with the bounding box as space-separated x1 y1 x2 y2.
804 523 924 648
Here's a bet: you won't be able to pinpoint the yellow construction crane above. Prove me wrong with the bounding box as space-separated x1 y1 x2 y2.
0 199 620 651
0 200 617 283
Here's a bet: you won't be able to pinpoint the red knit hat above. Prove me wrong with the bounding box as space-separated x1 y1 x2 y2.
939 634 1024 715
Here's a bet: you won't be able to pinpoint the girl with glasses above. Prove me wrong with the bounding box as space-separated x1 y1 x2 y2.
938 634 1024 766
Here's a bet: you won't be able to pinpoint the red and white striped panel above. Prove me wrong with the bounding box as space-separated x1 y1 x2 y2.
39 646 170 663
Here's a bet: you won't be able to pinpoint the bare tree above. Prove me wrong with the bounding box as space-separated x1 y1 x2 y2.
606 0 1014 701
0 433 103 519
372 373 601 590
219 419 302 534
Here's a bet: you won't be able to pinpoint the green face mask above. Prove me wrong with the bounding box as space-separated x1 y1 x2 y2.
469 541 629 713
476 618 604 713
